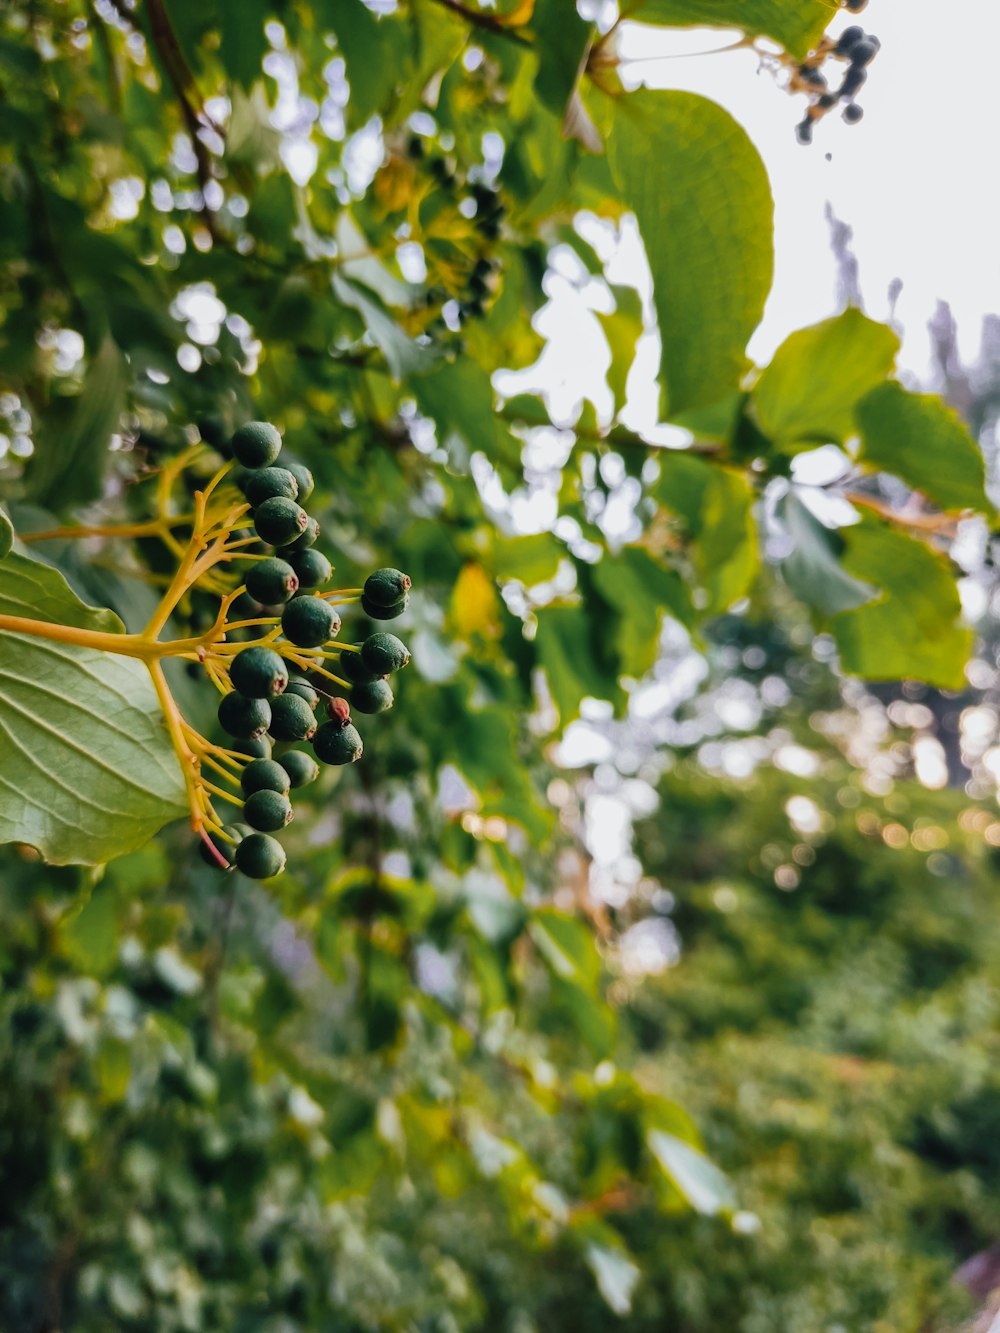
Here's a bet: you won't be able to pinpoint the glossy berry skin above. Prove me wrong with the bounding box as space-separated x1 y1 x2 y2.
243 788 294 832
281 596 337 648
232 421 282 469
351 679 394 715
229 646 288 699
235 735 272 760
284 677 320 710
235 832 287 879
267 692 318 742
283 462 314 503
843 102 864 124
218 691 271 739
361 632 409 675
278 516 320 554
278 749 321 788
845 0 867 10
835 24 864 52
313 721 364 765
291 548 332 589
849 38 878 66
240 758 291 797
339 650 383 686
361 592 408 621
363 567 411 607
245 557 299 606
245 466 299 507
840 65 866 97
254 497 309 547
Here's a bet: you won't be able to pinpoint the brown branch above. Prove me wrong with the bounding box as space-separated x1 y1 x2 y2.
429 0 532 45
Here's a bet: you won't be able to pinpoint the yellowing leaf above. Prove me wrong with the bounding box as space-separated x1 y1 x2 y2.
450 563 501 638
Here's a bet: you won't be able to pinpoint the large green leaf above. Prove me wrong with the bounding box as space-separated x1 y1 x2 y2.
533 0 594 116
778 489 876 617
647 1129 736 1216
0 552 186 865
608 91 773 415
535 603 625 725
597 285 643 419
753 310 899 451
855 381 991 515
657 453 758 614
831 516 973 689
623 0 830 58
331 273 435 381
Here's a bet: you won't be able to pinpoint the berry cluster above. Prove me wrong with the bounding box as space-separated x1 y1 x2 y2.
198 422 412 879
794 21 880 143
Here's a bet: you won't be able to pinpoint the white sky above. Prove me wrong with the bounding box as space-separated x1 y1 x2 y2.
616 0 1000 378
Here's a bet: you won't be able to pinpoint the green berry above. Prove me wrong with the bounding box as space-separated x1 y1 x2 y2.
254 497 309 547
284 676 320 710
240 758 291 797
243 788 294 832
235 735 272 760
218 691 271 739
245 466 299 507
339 650 383 685
278 749 321 789
235 832 287 879
199 823 247 870
278 516 320 553
232 421 282 469
281 596 337 648
361 592 408 621
229 646 289 699
291 548 332 589
361 632 410 675
268 692 318 742
351 679 394 714
363 567 411 607
313 721 364 765
284 462 314 503
245 557 299 606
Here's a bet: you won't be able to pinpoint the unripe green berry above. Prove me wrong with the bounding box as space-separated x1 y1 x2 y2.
281 596 337 648
229 646 288 699
361 632 410 675
254 497 309 547
232 421 282 469
313 721 364 765
284 462 314 503
363 567 411 607
351 679 394 714
240 758 292 797
284 676 320 710
339 650 383 685
268 692 318 742
243 788 294 832
291 548 332 589
245 466 299 507
235 832 287 879
278 516 320 554
199 822 247 870
278 749 321 788
245 556 299 606
235 735 272 760
219 691 271 739
361 592 409 621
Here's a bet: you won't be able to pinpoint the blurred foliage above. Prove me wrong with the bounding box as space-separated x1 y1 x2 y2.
0 0 998 1329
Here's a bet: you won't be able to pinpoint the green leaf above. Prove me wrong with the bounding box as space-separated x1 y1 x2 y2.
625 0 830 58
753 310 899 451
597 285 643 419
28 336 128 512
490 533 565 585
592 546 690 679
855 381 991 514
218 0 268 89
0 553 186 865
647 1128 736 1215
778 490 876 617
322 0 404 127
608 91 773 415
532 0 594 116
530 908 601 989
657 453 758 614
535 604 625 725
0 507 12 559
583 1239 641 1316
831 516 973 689
332 272 435 381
